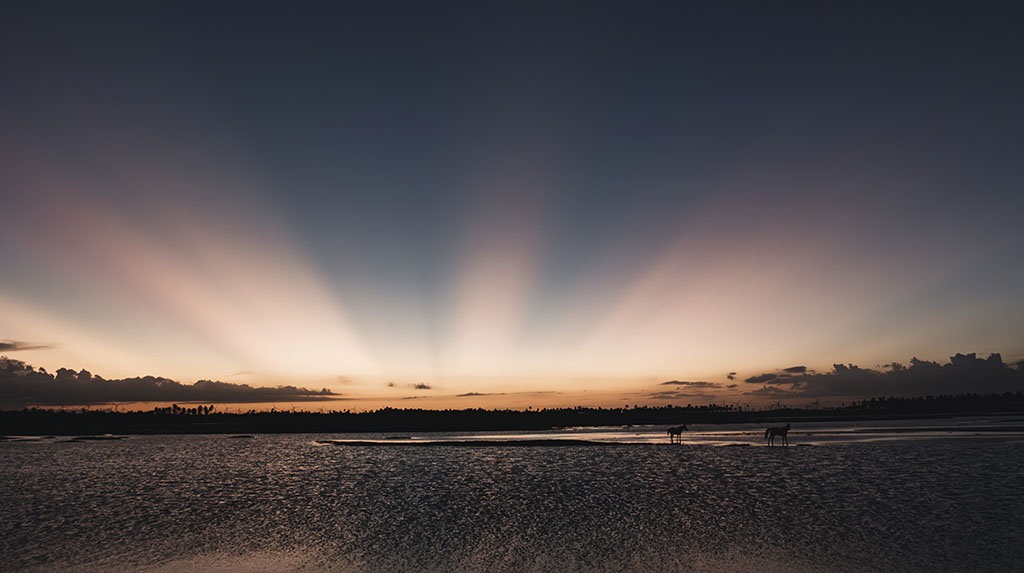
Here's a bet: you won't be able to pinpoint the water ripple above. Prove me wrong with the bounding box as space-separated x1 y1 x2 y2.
1 436 1022 571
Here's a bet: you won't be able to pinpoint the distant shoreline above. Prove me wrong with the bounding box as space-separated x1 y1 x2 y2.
2 397 1023 436
315 438 614 447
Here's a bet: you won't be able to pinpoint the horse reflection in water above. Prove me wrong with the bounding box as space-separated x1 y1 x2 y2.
667 425 688 444
765 423 791 446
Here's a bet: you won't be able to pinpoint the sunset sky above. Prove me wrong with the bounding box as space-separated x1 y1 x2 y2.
2 2 1023 408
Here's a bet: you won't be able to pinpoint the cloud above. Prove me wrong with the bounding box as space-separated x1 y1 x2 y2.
744 385 795 396
455 390 561 398
726 383 738 389
742 366 820 387
0 357 344 406
646 389 717 400
660 380 721 388
650 393 715 399
387 382 432 390
0 340 53 352
228 370 254 377
727 372 737 380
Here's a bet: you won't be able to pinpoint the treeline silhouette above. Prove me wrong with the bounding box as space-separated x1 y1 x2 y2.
2 392 1023 435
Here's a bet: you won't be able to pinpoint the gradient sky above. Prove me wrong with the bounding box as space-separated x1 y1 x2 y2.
2 1 1023 407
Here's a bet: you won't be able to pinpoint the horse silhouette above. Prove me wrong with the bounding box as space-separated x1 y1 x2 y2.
764 423 791 446
668 425 688 444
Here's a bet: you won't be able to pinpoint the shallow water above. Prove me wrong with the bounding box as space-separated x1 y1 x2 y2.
2 428 1023 571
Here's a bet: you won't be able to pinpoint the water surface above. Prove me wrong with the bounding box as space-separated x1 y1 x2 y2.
2 422 1022 571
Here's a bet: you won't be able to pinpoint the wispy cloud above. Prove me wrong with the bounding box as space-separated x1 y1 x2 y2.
0 339 53 352
660 380 721 388
647 390 716 399
455 392 506 397
386 381 433 391
744 385 794 396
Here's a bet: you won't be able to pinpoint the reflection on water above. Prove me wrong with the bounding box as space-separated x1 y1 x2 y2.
1 425 1023 571
314 416 1024 446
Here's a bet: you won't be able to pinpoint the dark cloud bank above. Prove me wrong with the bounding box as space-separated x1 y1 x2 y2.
742 353 1024 399
2 353 1023 408
0 357 340 406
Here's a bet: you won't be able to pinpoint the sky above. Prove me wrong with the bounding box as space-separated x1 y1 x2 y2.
2 1 1023 408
